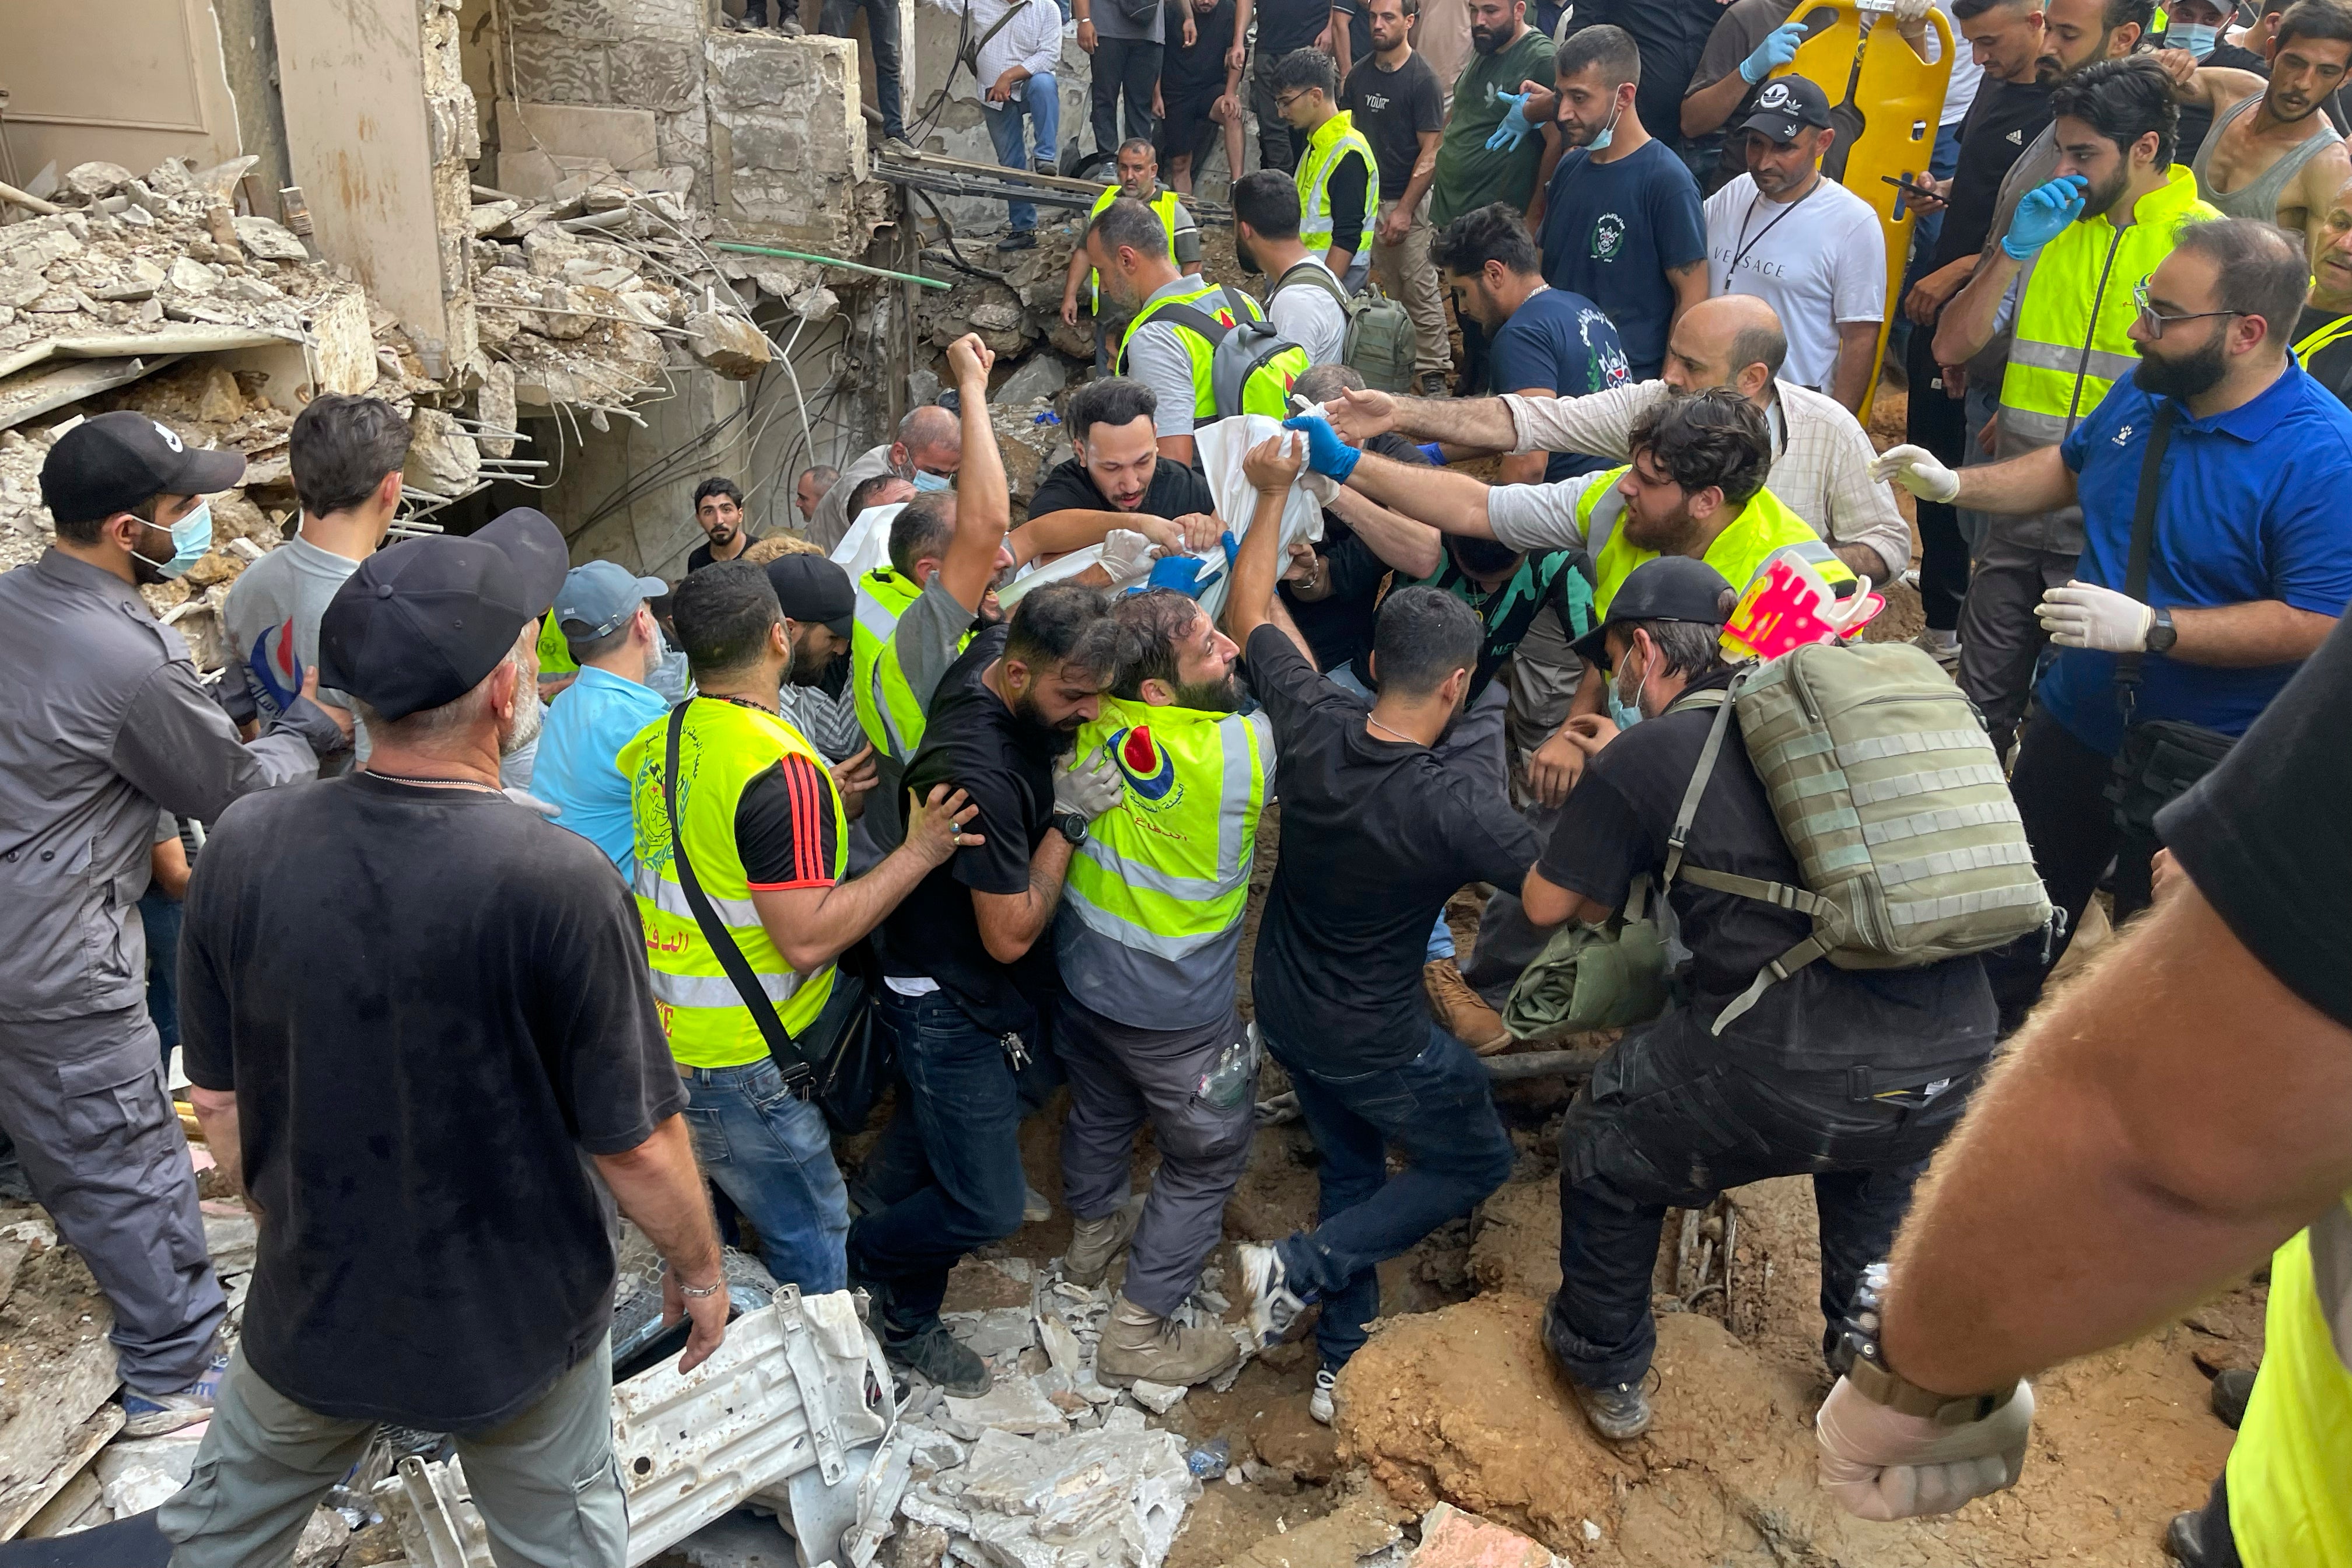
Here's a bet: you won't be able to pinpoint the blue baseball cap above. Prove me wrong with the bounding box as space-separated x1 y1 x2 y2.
554 559 668 640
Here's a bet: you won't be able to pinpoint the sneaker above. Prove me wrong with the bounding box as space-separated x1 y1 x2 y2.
1308 1366 1338 1425
998 230 1037 251
122 1352 229 1437
881 136 918 159
1063 1194 1144 1286
1094 1294 1241 1387
1035 158 1059 177
1237 1241 1313 1346
1913 627 1961 671
1425 958 1510 1055
1023 1181 1054 1225
1413 370 1451 399
886 1320 992 1398
2210 1367 2256 1430
1571 1378 1653 1441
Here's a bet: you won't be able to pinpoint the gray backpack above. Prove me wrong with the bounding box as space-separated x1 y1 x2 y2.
1274 260 1417 393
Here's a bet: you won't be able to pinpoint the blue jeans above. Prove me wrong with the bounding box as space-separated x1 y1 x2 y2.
141 890 183 1065
848 988 1041 1340
679 1058 850 1293
1268 1026 1516 1368
982 74 1060 230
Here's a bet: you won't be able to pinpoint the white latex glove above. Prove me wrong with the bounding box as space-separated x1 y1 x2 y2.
1098 528 1160 580
1869 443 1961 503
1816 1375 2036 1521
1052 748 1126 820
1888 0 1931 23
2036 580 2156 652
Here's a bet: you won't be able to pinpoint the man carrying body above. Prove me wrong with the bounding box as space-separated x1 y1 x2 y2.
1878 217 2352 1029
0 413 351 1437
1343 0 1452 396
1933 55 2219 759
807 409 965 555
1062 140 1206 373
1270 48 1381 290
1235 170 1350 366
1021 377 1228 556
222 393 410 760
161 509 716 1567
1703 74 1887 411
1225 428 1534 1427
795 464 839 527
1429 0 1558 389
2169 0 2352 257
1052 587 1276 1389
1521 556 1997 1442
534 560 674 874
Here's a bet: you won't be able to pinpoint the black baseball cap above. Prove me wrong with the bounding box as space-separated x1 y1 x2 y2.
765 554 855 639
1573 556 1737 667
40 411 246 524
1737 76 1833 145
318 508 569 721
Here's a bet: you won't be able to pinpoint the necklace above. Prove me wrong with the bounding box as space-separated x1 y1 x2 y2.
1729 176 1820 277
365 768 502 794
1366 715 1424 746
708 692 778 716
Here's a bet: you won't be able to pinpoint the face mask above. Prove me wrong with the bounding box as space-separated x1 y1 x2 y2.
129 498 214 580
912 469 953 494
1606 653 1645 730
1588 100 1624 153
2172 21 2218 56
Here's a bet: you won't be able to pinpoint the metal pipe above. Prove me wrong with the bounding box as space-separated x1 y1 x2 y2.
710 241 951 291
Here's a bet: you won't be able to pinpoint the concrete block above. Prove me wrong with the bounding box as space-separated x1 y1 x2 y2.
234 216 310 261
942 1378 1069 1439
997 353 1068 408
496 101 662 177
500 0 622 42
1408 1503 1566 1568
94 1431 206 1516
508 30 611 104
611 38 702 111
614 0 710 40
1128 1380 1186 1415
943 1308 1037 1360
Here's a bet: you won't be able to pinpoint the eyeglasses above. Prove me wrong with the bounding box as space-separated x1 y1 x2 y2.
1274 91 1310 111
2133 279 2240 338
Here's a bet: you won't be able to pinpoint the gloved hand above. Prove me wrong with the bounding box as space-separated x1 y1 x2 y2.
1098 528 1159 582
1143 531 1239 598
2036 580 2157 651
1053 747 1126 820
2001 174 2088 261
1280 410 1362 482
1888 0 1931 23
1740 21 1807 82
1868 443 1961 503
1418 441 1447 466
1485 90 1535 152
1817 1374 2036 1521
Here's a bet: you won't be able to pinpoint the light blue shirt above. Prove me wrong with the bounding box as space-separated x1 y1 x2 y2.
534 666 668 873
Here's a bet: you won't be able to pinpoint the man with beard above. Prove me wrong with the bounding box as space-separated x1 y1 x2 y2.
686 477 759 572
1933 56 2219 761
0 412 352 1437
1343 0 1452 397
2171 0 2352 254
1429 0 1557 389
1020 377 1227 556
620 559 974 1298
851 583 1125 1395
807 406 967 555
535 559 677 873
1877 217 2352 1029
1232 171 1349 366
1050 588 1275 1391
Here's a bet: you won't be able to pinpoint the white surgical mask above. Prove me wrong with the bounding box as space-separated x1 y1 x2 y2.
912 469 954 494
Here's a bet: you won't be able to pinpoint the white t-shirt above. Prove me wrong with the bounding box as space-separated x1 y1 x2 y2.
1704 173 1886 393
1268 258 1348 368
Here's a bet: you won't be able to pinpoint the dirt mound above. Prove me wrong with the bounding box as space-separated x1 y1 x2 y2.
1465 1179 1560 1301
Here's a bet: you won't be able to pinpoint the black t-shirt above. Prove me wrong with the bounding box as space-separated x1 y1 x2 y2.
1245 624 1544 1072
1279 433 1425 673
1258 0 1331 58
1164 0 1236 100
877 625 1065 1035
1537 674 1998 1069
2160 611 2352 1029
1026 453 1216 522
178 774 684 1430
1342 51 1446 199
686 534 758 573
738 750 844 887
1326 153 1373 253
1321 531 1592 699
1929 78 2053 272
1332 0 1374 67
2292 305 2352 410
1569 0 1725 153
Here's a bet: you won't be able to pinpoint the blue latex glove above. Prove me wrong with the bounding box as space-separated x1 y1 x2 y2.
2001 174 2088 261
1485 91 1535 152
1280 411 1362 482
1143 532 1240 599
1418 441 1446 466
1740 21 1807 82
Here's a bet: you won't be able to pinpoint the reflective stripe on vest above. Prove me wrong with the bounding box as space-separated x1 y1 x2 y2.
2226 1194 2352 1567
1296 111 1379 256
1116 280 1269 421
1062 696 1266 963
1576 465 1853 618
618 697 845 1068
851 566 927 760
1087 183 1187 313
1999 166 2219 449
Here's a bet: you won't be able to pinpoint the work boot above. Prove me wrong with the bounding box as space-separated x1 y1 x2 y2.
886 1320 992 1398
1094 1294 1240 1387
2210 1367 2256 1429
2165 1509 2222 1566
1414 370 1451 400
998 230 1037 251
121 1352 229 1438
1063 1194 1144 1286
1237 1241 1314 1346
1913 626 1961 671
1308 1366 1339 1425
1572 1378 1653 1441
1425 958 1510 1055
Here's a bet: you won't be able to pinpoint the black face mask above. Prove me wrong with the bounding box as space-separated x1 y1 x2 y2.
1449 536 1522 578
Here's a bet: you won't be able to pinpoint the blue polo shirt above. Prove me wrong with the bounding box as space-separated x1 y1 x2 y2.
2041 361 2352 757
534 666 670 873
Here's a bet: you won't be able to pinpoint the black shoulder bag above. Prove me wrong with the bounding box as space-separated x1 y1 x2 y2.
662 704 889 1132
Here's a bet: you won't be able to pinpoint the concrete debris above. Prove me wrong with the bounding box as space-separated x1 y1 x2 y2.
942 1378 1070 1440
996 352 1067 410
1408 1503 1569 1568
896 1421 1199 1568
1126 1381 1186 1416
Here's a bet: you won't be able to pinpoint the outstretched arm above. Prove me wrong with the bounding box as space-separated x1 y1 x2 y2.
940 334 1010 612
1230 431 1307 644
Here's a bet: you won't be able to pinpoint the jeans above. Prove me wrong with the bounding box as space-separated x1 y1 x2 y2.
983 72 1061 230
820 0 906 142
1268 1025 1516 1368
1090 37 1161 154
1546 1007 1980 1389
142 888 184 1064
848 988 1045 1340
679 1058 850 1293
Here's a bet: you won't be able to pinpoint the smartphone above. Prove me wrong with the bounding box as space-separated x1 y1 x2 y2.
1882 174 1940 204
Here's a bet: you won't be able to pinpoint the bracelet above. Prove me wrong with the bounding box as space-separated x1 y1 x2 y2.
664 1262 725 1298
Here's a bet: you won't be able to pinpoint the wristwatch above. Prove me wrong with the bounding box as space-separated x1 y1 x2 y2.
1052 809 1089 846
1837 1263 2017 1425
2147 605 2178 654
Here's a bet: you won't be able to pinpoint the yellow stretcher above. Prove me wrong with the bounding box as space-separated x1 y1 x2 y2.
1773 1 1955 422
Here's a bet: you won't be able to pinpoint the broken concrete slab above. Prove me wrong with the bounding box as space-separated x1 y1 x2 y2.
685 310 770 379
496 100 661 177
942 1377 1069 1440
943 1307 1037 1360
1128 1380 1186 1416
95 1429 209 1516
996 352 1068 409
1409 1503 1567 1568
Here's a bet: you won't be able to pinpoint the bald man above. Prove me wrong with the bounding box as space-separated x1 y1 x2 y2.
1322 294 1912 583
807 407 966 554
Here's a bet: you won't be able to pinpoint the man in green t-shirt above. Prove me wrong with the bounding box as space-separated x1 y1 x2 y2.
1429 0 1556 233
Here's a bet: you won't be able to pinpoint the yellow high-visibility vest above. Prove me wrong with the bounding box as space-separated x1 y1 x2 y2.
2227 1196 2352 1568
1115 279 1310 424
850 566 969 762
1574 466 1854 615
1296 110 1378 258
